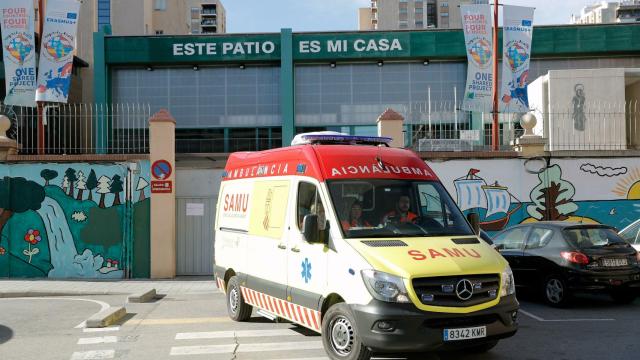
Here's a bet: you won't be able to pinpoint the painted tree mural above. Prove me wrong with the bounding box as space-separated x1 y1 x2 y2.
86 169 98 202
97 176 111 208
65 168 78 198
0 177 46 235
527 165 579 221
136 178 149 201
76 171 86 201
40 169 58 186
111 175 124 206
62 176 69 194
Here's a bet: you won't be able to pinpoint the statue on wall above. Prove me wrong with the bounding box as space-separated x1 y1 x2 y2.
572 84 586 131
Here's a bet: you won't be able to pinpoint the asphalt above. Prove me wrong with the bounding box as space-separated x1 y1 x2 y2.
0 277 217 298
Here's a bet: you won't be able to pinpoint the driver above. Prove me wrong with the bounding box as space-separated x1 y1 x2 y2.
381 195 418 224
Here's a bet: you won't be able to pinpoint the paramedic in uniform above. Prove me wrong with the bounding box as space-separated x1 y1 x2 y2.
381 195 417 224
341 201 371 231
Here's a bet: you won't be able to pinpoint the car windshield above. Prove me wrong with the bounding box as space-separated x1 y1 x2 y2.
327 179 474 239
563 227 627 249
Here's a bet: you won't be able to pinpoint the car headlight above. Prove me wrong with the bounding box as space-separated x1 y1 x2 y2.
361 270 410 303
500 266 516 297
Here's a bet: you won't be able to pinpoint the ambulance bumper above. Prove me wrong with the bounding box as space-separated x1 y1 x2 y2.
350 295 519 353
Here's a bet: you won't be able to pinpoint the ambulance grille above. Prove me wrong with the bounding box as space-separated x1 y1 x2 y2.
361 240 408 247
412 274 500 307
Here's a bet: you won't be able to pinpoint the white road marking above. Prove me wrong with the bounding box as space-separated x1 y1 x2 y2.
77 336 118 345
519 309 615 322
264 358 329 360
169 341 323 356
175 328 300 340
82 326 120 333
70 350 115 360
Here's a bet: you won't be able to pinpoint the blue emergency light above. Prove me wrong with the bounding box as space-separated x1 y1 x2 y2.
291 131 392 146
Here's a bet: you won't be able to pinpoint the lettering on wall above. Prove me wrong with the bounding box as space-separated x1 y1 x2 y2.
298 38 403 54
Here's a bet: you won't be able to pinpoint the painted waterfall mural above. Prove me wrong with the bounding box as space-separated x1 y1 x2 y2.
0 162 151 278
428 158 640 234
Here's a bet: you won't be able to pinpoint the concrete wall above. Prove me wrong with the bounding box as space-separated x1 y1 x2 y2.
111 0 147 35
625 78 640 148
427 157 640 234
0 161 151 278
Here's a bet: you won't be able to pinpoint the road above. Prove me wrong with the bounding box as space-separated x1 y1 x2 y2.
1 291 639 360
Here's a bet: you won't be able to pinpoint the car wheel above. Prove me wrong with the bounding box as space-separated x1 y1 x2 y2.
543 275 571 307
464 340 499 353
226 276 252 321
321 303 372 360
610 290 636 305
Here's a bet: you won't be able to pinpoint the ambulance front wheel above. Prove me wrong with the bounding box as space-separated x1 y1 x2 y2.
322 303 373 360
226 276 252 321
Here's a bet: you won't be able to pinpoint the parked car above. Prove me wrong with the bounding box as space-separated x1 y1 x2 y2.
493 222 640 307
619 219 640 251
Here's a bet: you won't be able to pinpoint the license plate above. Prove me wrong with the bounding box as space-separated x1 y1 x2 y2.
443 326 486 341
601 258 628 267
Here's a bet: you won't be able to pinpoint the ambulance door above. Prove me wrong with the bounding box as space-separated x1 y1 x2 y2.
286 180 329 321
244 180 290 300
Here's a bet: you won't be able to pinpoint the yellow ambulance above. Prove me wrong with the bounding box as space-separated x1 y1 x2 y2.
214 133 518 360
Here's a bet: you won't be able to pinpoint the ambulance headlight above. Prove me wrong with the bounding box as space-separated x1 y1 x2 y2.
500 266 516 297
361 270 410 303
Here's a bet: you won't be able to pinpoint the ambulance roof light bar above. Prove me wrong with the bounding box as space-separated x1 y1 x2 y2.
291 131 392 146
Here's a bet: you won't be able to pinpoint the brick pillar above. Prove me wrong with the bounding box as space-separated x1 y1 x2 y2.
149 110 176 278
377 108 405 148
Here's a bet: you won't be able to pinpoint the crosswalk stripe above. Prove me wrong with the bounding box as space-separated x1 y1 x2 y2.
82 327 120 333
77 336 118 345
175 329 303 340
70 350 115 360
169 341 323 356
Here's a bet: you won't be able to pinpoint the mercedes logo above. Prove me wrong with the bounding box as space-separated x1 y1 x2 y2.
455 279 474 301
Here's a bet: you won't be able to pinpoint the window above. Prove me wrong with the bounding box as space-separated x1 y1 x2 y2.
526 228 554 249
191 7 200 19
415 7 423 14
415 20 424 28
493 227 529 250
441 2 449 7
563 227 627 249
297 182 326 232
620 221 640 245
399 7 408 14
154 0 166 11
399 20 408 28
155 30 164 35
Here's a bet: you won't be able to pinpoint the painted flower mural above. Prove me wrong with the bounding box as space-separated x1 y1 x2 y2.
23 229 41 263
0 247 6 255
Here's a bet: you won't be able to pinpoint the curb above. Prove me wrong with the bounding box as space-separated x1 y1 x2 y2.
127 288 157 303
0 290 129 298
85 306 127 328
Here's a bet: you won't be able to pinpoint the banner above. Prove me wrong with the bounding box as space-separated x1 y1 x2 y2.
35 0 81 103
461 4 493 111
1 1 37 106
499 5 534 113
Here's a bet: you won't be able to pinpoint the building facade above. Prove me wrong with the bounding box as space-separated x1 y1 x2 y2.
358 0 487 30
570 1 640 24
617 1 640 23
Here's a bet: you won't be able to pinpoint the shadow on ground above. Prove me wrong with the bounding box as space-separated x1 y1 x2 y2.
0 325 13 345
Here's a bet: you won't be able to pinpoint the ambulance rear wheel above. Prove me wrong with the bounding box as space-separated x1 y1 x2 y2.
322 303 372 360
226 276 252 321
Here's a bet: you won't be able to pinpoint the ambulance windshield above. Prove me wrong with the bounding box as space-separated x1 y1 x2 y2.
327 180 474 239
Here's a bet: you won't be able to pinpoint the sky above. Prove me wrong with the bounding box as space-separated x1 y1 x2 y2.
224 0 598 33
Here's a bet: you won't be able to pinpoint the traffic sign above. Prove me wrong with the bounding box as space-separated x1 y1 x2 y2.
152 160 172 180
151 180 172 193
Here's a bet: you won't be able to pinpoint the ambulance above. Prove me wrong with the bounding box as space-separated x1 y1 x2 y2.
214 133 518 360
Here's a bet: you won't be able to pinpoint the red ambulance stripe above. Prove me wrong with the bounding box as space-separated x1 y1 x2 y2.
270 297 280 315
247 289 255 306
303 308 313 328
296 306 306 326
240 287 247 301
290 303 300 323
251 290 259 306
274 298 284 316
258 293 267 309
310 310 320 330
281 299 292 319
266 295 276 313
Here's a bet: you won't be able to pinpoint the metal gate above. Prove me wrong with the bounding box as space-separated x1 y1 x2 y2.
176 196 216 275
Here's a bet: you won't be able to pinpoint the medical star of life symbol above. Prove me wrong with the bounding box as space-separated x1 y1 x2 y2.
301 258 312 284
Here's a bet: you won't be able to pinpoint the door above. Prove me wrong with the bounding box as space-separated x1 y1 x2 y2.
286 181 329 318
493 226 529 286
520 227 556 287
176 196 216 275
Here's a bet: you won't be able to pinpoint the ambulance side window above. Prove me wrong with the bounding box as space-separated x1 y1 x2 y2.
297 182 320 230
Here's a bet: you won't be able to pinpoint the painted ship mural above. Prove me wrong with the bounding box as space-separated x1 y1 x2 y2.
454 169 522 231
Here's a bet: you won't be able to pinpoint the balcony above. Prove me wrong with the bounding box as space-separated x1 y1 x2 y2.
201 19 217 26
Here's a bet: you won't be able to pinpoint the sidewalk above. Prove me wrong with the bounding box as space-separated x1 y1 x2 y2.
0 277 218 298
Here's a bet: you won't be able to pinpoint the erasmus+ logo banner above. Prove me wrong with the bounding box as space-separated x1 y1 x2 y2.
461 4 493 111
499 5 534 113
1 0 37 107
35 0 81 103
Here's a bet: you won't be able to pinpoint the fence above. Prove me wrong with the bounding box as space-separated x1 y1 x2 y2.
0 103 151 155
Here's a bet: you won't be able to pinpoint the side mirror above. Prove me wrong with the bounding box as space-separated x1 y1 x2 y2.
467 212 480 235
302 214 319 243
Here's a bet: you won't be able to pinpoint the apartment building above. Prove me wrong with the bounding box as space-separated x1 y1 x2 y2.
570 1 619 24
617 1 640 23
359 0 488 30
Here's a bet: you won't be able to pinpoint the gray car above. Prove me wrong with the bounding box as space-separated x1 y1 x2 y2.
493 222 640 306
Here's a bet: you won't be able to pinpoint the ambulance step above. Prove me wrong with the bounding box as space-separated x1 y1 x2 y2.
256 309 278 321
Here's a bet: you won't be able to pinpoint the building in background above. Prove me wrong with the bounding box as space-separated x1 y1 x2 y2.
570 1 640 24
617 1 640 22
358 0 487 30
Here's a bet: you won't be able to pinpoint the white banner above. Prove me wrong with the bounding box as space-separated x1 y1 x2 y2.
35 0 81 103
1 1 37 107
499 5 534 113
461 4 493 111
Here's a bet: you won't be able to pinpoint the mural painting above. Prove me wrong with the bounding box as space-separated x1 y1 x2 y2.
427 158 640 234
0 162 150 279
